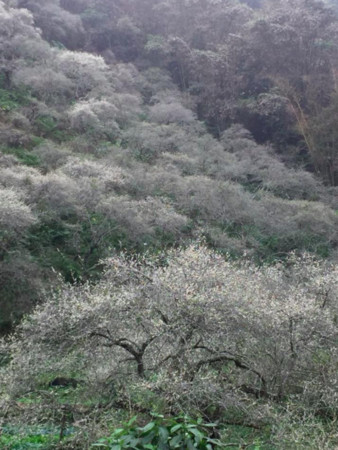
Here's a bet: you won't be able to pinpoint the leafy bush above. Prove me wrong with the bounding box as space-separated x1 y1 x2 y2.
0 87 31 112
34 115 68 141
1 146 41 167
0 424 64 450
0 89 20 112
93 415 222 450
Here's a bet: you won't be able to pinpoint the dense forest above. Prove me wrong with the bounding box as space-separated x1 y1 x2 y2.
0 0 338 448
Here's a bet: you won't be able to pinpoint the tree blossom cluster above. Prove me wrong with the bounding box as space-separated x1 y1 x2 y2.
3 245 338 418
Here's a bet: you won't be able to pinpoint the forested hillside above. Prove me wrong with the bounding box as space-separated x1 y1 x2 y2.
0 0 338 448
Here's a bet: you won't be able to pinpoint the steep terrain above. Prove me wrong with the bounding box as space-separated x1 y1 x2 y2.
1 0 338 330
0 1 338 448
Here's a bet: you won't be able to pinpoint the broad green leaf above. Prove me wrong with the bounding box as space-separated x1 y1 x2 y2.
169 434 183 448
141 422 156 433
188 427 204 443
111 429 125 437
121 435 139 446
171 424 183 433
127 416 138 427
150 412 164 419
159 426 169 443
158 442 170 450
207 438 223 445
186 437 197 450
141 431 156 444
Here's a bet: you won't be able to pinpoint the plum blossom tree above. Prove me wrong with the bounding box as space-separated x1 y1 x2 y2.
0 1 41 86
3 245 338 417
0 187 37 243
55 50 108 98
15 0 85 49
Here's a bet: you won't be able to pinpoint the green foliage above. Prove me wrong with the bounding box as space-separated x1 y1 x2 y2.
93 415 222 450
33 116 72 143
34 115 60 139
0 425 61 449
29 136 46 148
0 87 30 112
26 220 85 282
220 424 272 450
257 233 330 260
215 222 332 262
0 89 20 112
1 146 41 167
26 215 129 282
0 72 6 88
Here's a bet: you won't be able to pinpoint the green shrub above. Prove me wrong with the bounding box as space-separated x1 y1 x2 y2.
1 146 41 167
92 415 222 449
0 425 61 450
0 89 20 112
26 216 130 282
0 87 31 112
216 222 331 262
34 115 71 142
34 115 58 135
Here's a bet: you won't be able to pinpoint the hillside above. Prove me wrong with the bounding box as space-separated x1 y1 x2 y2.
0 0 338 448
